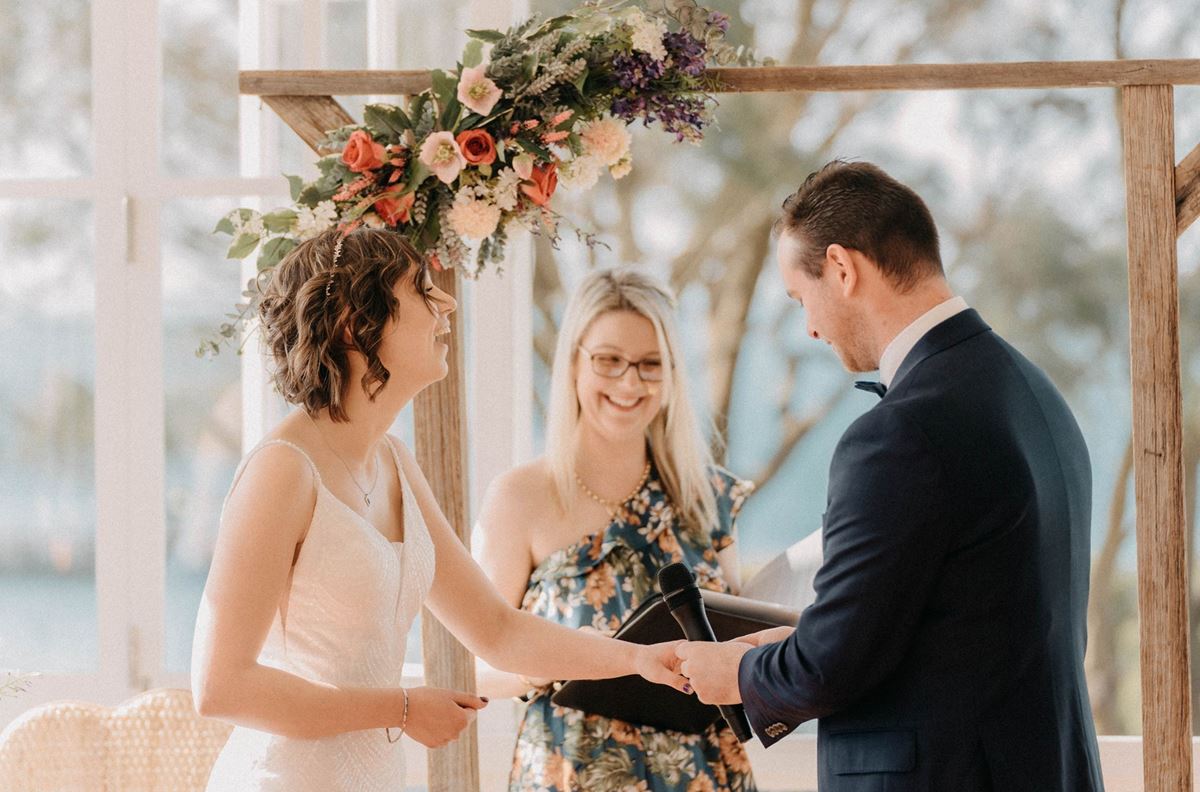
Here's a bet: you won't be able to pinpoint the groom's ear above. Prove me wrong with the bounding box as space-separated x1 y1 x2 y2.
825 243 859 297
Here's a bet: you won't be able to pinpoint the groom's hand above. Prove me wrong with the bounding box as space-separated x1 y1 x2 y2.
675 641 753 705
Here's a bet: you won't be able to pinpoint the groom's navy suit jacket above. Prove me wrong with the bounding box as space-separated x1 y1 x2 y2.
739 309 1104 791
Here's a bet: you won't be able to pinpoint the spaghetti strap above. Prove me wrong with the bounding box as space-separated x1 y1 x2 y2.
221 439 323 520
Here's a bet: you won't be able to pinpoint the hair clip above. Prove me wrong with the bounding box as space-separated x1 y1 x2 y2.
324 236 346 299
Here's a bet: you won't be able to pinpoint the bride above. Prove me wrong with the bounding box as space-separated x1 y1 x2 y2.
191 227 686 791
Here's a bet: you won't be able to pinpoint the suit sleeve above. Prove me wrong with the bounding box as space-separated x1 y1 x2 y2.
738 406 951 746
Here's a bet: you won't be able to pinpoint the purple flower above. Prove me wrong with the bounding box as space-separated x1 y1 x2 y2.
663 31 707 77
707 11 730 34
612 50 667 90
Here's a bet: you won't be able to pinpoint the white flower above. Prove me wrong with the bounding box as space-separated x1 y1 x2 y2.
559 156 602 190
492 167 523 212
627 8 667 61
362 211 386 229
609 155 633 180
293 200 337 239
580 117 631 166
446 196 501 241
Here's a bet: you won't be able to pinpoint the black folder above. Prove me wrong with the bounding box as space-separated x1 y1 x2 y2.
550 590 800 734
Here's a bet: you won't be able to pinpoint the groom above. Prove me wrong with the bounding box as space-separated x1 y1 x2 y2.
676 161 1104 790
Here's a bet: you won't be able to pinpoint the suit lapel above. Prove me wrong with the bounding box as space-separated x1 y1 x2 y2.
890 309 991 390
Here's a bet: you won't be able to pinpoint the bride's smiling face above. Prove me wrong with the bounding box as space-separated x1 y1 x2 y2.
574 310 665 441
374 269 456 389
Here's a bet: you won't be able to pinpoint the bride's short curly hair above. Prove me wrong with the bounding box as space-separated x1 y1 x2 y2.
257 227 429 422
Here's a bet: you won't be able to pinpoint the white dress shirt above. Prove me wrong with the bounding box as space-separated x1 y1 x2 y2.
878 296 969 387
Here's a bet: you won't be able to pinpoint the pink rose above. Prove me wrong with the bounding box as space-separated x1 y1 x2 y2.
455 129 497 166
520 163 558 207
374 193 416 226
341 130 386 173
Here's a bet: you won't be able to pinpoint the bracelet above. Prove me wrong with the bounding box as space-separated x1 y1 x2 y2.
385 687 409 744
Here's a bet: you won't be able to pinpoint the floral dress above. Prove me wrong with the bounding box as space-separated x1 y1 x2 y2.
508 466 757 792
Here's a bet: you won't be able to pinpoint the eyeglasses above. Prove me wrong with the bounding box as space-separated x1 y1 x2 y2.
579 345 665 382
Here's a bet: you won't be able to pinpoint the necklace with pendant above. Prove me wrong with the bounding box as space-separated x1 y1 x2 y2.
575 460 652 517
308 413 380 506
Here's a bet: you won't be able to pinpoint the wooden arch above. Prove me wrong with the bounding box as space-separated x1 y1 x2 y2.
242 59 1200 792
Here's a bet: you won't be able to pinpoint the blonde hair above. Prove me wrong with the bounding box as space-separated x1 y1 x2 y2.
546 268 718 538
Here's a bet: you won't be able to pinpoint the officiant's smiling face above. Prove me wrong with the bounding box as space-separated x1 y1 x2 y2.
777 230 875 373
574 310 665 440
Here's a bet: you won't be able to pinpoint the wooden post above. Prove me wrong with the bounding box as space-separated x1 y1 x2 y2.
412 266 480 792
1121 83 1192 792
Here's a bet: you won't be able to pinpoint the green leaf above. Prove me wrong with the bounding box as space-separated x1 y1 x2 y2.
297 185 331 207
227 233 261 260
465 28 505 43
407 160 432 191
515 136 552 161
572 66 589 94
462 39 484 69
286 174 305 202
364 103 412 139
261 210 297 234
522 53 539 81
213 216 236 236
257 236 298 271
440 97 463 131
430 69 457 108
477 163 492 178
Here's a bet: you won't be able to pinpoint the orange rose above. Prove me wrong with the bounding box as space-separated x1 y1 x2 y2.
520 163 558 207
374 192 416 226
342 130 386 173
454 129 497 166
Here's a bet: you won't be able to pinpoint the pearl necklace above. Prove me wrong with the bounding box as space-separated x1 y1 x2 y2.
575 460 652 517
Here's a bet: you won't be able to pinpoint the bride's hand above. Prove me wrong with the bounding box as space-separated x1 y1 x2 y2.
634 640 690 693
402 687 489 748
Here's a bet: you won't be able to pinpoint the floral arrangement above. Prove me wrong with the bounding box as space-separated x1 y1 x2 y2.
206 0 755 354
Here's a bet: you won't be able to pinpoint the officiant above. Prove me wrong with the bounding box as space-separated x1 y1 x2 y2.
473 268 759 792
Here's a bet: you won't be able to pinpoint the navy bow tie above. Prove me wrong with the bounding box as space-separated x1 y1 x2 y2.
854 380 888 398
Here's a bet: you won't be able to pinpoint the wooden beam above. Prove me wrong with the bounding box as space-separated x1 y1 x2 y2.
240 60 1200 97
1177 141 1200 237
413 266 480 792
1122 83 1192 792
261 95 355 154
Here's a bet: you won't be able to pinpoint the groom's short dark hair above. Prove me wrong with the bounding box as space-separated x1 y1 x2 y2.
775 160 943 291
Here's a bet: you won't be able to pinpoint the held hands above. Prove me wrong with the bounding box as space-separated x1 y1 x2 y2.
402 687 489 748
675 641 754 705
634 640 691 694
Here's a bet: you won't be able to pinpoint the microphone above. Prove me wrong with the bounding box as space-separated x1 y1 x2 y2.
657 562 754 743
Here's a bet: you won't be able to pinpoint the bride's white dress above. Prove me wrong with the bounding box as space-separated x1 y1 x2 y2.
203 437 435 792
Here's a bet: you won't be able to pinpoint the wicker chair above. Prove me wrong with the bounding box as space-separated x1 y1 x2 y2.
0 688 232 792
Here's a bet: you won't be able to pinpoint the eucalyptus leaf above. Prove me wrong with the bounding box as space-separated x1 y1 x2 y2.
465 28 505 43
257 236 298 271
213 216 236 236
227 233 261 260
287 174 305 201
430 69 457 109
462 39 484 69
262 210 298 234
364 103 412 140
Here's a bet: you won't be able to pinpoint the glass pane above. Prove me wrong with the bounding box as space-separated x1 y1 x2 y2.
0 0 92 177
162 197 246 673
161 0 240 177
0 200 96 672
